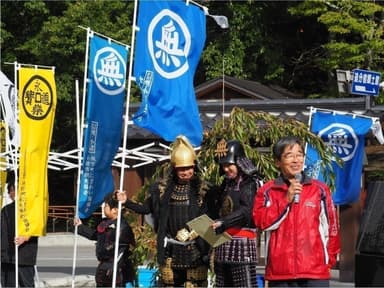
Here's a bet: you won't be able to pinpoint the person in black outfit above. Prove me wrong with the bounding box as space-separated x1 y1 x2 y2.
117 135 217 287
211 139 263 287
1 181 39 287
74 191 136 287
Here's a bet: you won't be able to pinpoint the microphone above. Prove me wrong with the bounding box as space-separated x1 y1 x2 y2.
293 173 302 204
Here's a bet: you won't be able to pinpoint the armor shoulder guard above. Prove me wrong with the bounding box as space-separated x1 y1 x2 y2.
239 174 262 200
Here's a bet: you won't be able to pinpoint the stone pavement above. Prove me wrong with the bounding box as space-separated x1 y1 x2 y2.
329 270 354 288
36 275 95 288
35 233 355 288
36 233 96 287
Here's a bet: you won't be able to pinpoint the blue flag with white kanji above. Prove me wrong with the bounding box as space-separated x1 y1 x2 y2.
305 111 372 205
132 0 206 147
78 33 128 218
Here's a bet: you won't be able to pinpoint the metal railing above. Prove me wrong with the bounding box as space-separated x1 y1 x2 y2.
47 205 76 232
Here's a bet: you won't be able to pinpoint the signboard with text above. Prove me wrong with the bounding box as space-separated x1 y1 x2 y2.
351 69 381 96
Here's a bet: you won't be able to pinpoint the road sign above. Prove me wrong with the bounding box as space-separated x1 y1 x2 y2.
351 69 381 96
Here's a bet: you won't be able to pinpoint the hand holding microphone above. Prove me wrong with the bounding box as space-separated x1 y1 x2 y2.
291 173 302 204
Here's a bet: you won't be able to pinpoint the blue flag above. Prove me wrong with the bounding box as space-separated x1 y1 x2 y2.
305 111 372 205
132 0 206 147
78 34 128 218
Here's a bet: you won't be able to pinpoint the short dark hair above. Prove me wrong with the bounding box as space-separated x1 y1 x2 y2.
273 136 304 160
7 182 15 194
104 191 119 209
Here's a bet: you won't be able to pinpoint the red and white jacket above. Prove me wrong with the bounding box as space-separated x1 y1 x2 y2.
253 175 340 281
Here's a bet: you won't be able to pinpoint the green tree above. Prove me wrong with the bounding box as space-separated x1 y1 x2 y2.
1 1 137 151
200 2 263 80
200 1 335 97
0 1 66 75
289 0 384 99
19 0 134 101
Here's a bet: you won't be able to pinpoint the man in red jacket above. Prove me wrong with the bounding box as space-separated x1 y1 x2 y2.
253 136 340 287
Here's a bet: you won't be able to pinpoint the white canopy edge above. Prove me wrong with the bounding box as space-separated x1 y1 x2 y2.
0 141 173 171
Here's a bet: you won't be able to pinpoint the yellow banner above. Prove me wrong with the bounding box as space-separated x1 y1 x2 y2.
0 121 6 208
18 67 56 236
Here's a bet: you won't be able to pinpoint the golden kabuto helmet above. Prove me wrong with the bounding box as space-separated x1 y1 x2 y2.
215 139 245 165
171 135 196 167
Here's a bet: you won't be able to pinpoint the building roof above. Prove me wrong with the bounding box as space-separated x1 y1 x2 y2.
195 76 303 100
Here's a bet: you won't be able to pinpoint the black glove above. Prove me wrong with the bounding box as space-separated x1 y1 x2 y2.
213 221 226 235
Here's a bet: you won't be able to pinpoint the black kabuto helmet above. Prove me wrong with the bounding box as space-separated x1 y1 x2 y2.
216 139 245 165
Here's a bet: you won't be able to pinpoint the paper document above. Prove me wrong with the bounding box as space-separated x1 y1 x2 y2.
187 214 232 248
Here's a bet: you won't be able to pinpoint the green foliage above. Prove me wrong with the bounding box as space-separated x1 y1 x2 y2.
289 0 384 72
198 107 339 190
125 211 157 270
366 170 384 182
18 1 134 100
202 2 257 80
3 0 384 101
134 107 339 192
287 0 384 100
1 1 137 152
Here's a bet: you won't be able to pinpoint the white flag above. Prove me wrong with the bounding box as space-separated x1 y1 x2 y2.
0 71 19 147
209 14 229 29
372 119 384 144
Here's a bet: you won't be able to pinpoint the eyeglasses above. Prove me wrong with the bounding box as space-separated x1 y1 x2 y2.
281 153 305 161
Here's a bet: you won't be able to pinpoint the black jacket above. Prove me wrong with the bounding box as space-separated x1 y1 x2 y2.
77 216 135 262
1 202 38 266
213 172 261 234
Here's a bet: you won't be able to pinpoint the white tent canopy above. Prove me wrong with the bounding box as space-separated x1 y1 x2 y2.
0 142 173 172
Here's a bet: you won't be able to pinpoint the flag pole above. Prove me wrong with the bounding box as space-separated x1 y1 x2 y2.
311 106 379 121
72 27 91 288
13 61 20 288
222 57 225 127
71 79 82 288
78 25 130 49
305 105 382 158
307 106 316 130
4 62 54 70
303 107 316 158
112 0 139 286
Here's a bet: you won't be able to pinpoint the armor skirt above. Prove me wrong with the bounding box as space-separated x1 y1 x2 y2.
213 237 258 287
214 236 258 264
